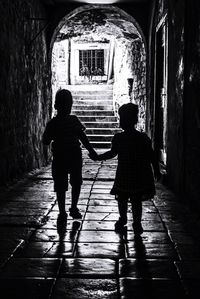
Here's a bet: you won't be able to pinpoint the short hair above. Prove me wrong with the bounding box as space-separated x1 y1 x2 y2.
54 89 72 113
118 103 138 129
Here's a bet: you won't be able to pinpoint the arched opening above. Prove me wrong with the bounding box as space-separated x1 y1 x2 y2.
50 4 147 148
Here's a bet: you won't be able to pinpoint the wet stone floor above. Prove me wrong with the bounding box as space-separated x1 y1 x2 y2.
0 151 200 298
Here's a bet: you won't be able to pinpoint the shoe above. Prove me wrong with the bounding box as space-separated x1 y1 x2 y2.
69 207 82 219
115 217 127 232
57 212 67 223
133 222 143 235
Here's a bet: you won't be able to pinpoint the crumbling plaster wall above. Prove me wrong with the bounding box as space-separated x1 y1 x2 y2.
0 0 51 185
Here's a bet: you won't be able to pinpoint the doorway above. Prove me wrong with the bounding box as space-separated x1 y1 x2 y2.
154 15 168 166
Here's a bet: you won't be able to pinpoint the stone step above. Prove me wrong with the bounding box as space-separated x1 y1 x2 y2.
76 115 118 122
88 135 113 142
72 105 113 111
73 99 113 106
72 110 115 116
73 95 113 102
83 122 119 128
86 128 121 135
66 84 113 92
90 141 111 148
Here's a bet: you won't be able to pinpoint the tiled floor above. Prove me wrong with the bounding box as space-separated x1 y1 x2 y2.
0 151 200 298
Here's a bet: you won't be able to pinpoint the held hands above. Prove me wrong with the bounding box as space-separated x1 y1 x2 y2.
88 150 99 161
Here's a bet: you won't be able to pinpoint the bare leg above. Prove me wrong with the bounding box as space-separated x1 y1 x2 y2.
131 195 143 234
117 194 128 223
71 184 81 209
69 184 82 219
114 194 128 232
131 196 142 224
56 191 66 215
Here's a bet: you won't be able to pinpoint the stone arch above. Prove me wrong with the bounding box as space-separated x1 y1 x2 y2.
49 4 147 131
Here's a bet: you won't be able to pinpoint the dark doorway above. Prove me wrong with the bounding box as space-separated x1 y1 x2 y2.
154 16 168 167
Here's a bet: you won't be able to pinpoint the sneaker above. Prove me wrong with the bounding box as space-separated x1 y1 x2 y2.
69 207 82 219
133 222 143 235
115 217 127 232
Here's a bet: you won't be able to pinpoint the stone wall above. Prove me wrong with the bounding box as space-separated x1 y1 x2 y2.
183 0 200 210
113 38 146 131
0 0 51 185
149 0 200 209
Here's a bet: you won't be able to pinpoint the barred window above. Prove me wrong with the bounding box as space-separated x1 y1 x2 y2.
79 50 104 76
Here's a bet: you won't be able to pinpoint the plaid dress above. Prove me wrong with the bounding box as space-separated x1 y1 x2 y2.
110 130 156 200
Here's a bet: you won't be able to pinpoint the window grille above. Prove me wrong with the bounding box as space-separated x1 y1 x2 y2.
79 49 104 76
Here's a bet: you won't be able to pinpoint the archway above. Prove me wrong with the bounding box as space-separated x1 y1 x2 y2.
50 4 147 147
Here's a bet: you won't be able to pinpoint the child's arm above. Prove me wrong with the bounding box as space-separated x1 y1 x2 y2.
98 149 117 160
42 122 53 145
96 134 118 161
78 130 98 159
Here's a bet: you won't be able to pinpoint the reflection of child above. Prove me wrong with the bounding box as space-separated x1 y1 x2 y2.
43 89 97 223
91 103 161 234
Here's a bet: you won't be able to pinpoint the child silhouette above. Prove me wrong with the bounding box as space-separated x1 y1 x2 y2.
91 103 161 234
43 89 97 222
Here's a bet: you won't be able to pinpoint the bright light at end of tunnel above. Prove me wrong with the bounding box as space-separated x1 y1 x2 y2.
74 0 119 4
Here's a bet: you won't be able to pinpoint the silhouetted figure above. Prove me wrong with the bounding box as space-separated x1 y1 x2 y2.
91 103 161 235
43 89 97 223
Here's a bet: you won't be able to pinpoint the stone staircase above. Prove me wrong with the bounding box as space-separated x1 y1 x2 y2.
66 84 120 148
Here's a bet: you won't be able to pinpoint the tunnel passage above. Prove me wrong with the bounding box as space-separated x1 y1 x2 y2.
50 4 147 148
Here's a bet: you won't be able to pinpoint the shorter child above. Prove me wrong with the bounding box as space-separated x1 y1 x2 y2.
43 89 97 222
91 103 161 234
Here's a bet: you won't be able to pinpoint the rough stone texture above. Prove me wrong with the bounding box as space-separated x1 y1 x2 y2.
114 38 146 131
183 0 200 211
148 0 200 212
0 0 51 186
0 153 200 298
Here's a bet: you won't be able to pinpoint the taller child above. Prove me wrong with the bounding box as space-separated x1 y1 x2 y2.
43 89 97 222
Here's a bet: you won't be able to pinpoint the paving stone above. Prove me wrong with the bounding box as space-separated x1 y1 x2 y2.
168 231 196 245
0 278 54 299
2 191 55 202
74 242 126 258
87 205 118 213
90 193 115 200
31 229 76 242
0 207 48 216
120 278 187 299
60 258 116 277
119 259 179 279
0 227 34 240
126 220 165 232
82 220 116 231
0 215 47 227
175 244 200 260
84 212 119 221
41 219 81 230
0 239 24 255
89 199 118 206
0 258 62 278
45 242 74 257
175 261 200 279
51 278 118 299
127 231 171 244
78 231 121 243
15 241 54 258
127 242 178 259
0 155 199 298
182 279 200 298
